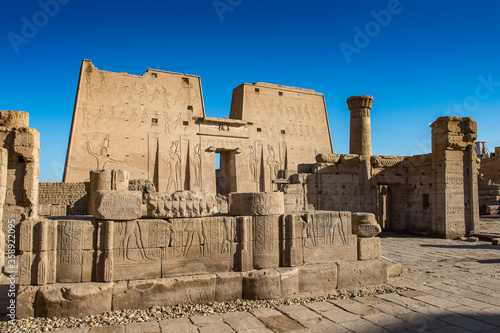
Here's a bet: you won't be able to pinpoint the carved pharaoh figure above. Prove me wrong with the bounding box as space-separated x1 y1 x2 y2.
267 145 280 180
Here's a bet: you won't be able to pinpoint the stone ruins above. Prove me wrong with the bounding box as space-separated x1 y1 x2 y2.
0 60 486 318
477 144 500 215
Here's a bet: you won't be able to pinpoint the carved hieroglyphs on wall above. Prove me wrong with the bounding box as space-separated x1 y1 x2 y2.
64 60 333 195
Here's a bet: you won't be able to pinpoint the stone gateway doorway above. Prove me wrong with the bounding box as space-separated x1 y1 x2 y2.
377 184 392 230
216 150 237 195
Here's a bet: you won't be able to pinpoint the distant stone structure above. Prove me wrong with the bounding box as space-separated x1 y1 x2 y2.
478 146 500 215
283 115 480 239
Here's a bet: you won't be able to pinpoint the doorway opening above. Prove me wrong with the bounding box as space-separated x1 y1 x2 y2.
377 184 392 230
215 150 237 195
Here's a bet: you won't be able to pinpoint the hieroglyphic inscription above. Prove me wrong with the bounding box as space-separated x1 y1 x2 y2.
94 191 142 220
293 212 357 264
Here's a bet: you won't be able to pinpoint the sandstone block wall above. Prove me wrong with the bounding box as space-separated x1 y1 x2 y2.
286 116 479 239
480 155 500 184
38 182 88 215
17 210 363 286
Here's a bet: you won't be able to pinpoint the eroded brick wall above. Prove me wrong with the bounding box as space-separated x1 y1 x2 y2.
38 182 88 215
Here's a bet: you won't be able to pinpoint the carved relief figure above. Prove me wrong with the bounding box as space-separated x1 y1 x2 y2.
139 83 149 100
118 105 128 125
117 221 151 261
96 105 105 123
249 146 259 184
109 106 116 120
327 213 348 246
85 75 93 100
129 107 139 124
301 214 318 248
139 108 149 126
97 73 107 95
108 79 118 97
183 219 206 257
267 145 280 180
86 134 122 169
162 111 171 133
220 218 234 255
81 107 91 127
193 144 201 186
163 140 182 192
162 87 172 108
151 86 160 102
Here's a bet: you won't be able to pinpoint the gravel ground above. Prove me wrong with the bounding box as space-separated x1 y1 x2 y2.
0 285 410 333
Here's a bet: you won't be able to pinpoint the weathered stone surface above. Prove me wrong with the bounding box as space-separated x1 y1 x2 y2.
282 212 357 266
298 263 337 293
357 237 381 260
337 259 387 289
242 269 281 299
215 272 243 301
147 190 218 218
386 262 404 278
276 267 299 298
353 224 382 238
351 212 381 237
0 111 40 231
316 153 341 164
229 192 284 216
112 275 216 310
34 283 112 317
16 286 37 318
0 110 30 127
93 190 142 220
252 215 280 269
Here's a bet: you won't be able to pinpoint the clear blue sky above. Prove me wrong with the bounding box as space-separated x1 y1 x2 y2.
1 0 499 182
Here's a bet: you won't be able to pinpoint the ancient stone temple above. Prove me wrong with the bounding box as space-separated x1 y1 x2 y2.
0 60 484 318
64 60 333 194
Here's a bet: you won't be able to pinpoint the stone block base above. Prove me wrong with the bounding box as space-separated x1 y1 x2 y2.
357 237 381 260
17 260 388 318
337 259 387 289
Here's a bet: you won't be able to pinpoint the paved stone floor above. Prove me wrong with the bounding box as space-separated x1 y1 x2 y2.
18 218 500 332
478 216 500 238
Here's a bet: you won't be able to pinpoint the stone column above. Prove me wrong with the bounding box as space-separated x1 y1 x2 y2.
347 95 373 156
347 96 374 212
430 116 479 238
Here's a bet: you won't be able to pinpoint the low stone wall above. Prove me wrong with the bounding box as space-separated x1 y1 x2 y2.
18 260 387 318
16 208 385 317
38 182 88 215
